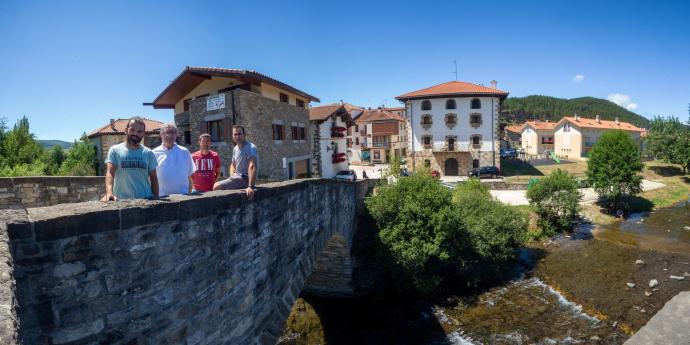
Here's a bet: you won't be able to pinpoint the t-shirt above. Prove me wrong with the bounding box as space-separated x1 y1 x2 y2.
153 144 195 196
191 150 221 192
105 142 158 200
232 140 258 177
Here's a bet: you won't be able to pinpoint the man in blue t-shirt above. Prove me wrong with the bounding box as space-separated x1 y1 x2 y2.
102 117 159 201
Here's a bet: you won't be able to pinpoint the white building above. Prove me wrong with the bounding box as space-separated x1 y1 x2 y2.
519 120 557 156
309 104 356 178
554 115 644 161
395 80 508 176
348 108 408 164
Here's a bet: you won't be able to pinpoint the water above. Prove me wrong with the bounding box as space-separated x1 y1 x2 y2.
280 202 690 345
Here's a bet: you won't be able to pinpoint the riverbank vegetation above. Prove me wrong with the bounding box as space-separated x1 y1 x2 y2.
526 169 582 236
365 172 529 296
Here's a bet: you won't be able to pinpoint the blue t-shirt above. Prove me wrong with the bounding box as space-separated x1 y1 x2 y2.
105 142 158 199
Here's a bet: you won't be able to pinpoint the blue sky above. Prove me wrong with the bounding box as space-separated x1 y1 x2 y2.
1 0 689 141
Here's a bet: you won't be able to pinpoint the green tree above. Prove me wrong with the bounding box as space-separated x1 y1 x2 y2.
646 116 690 174
1 116 43 168
586 130 643 209
42 145 66 175
366 172 528 295
527 169 582 235
59 134 97 176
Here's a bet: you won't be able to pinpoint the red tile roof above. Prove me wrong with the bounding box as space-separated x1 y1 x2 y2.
87 118 166 138
505 124 524 134
558 116 644 132
523 120 557 131
396 81 509 101
309 103 364 121
356 109 406 123
147 66 319 109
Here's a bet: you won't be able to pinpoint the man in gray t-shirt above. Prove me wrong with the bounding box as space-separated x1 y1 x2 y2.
213 125 258 200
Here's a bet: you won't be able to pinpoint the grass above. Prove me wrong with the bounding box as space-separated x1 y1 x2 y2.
501 159 588 184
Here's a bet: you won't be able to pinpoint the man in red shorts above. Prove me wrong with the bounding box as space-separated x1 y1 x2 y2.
191 133 221 192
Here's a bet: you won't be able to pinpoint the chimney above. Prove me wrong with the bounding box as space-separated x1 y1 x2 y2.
596 115 600 123
615 117 619 125
110 119 116 131
490 80 497 89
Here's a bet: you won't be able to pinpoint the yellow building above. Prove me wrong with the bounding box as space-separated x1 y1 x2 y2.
518 120 557 156
553 115 643 161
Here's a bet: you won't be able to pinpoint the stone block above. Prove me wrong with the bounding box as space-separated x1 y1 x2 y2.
119 200 179 228
31 203 120 241
51 318 104 344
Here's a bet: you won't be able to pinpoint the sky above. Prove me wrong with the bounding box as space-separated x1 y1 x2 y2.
1 0 689 141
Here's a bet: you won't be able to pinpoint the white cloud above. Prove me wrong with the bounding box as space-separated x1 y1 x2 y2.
573 74 585 82
607 93 638 111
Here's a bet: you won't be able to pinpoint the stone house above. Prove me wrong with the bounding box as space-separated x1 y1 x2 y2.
87 118 165 175
349 109 407 164
395 80 508 176
146 67 320 180
308 104 355 178
503 124 523 149
554 115 644 161
519 120 557 156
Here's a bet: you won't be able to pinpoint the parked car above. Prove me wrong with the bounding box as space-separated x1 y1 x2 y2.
501 148 518 159
468 166 500 179
334 170 357 182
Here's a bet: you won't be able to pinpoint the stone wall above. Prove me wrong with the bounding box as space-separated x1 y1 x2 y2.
0 178 377 344
0 177 104 209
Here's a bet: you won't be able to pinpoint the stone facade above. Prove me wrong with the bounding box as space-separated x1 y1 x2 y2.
175 89 312 180
0 178 377 345
0 177 104 209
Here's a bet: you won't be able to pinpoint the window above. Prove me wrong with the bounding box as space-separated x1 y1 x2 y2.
471 134 482 148
355 125 359 132
542 136 554 144
184 131 191 145
183 99 191 112
207 120 223 142
347 138 352 148
424 159 431 167
272 124 285 140
292 126 306 140
445 113 457 128
446 99 456 110
471 98 481 109
296 99 305 108
470 113 482 127
421 100 431 111
473 159 480 168
422 135 432 148
355 137 359 145
421 114 433 128
564 123 571 132
446 136 456 151
280 93 289 103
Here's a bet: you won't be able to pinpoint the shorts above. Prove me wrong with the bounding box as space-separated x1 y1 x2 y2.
214 175 249 190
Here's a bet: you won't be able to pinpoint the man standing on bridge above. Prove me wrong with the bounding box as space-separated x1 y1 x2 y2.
102 117 159 201
213 125 258 200
153 123 196 196
191 133 221 192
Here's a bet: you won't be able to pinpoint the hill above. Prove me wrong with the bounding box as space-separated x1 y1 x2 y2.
38 140 73 150
502 95 650 127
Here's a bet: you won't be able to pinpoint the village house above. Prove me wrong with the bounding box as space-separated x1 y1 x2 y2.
87 118 165 175
518 120 557 156
553 114 644 160
145 66 319 180
348 108 407 164
395 80 508 176
502 124 523 149
308 104 355 178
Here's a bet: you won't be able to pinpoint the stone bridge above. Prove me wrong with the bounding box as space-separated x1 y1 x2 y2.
0 178 377 344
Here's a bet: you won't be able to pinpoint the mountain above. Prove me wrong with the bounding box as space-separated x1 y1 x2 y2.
502 95 650 128
38 140 73 150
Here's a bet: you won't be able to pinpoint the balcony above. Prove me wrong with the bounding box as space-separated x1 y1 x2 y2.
371 142 391 149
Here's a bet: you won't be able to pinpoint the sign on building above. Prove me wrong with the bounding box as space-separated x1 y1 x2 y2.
206 94 226 111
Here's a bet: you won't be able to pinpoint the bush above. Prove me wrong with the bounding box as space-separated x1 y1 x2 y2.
586 130 643 210
366 172 528 295
526 169 582 234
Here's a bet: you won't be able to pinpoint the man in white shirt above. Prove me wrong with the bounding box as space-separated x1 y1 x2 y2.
153 123 195 196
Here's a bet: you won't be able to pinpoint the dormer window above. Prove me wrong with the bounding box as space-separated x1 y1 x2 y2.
421 100 432 111
471 98 481 109
446 99 456 110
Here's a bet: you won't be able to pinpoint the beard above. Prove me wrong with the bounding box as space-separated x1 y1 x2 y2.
127 135 142 145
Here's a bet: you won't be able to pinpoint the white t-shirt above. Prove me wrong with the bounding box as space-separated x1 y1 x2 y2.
153 144 195 196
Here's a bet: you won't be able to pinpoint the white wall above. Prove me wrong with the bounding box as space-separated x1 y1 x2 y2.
407 96 499 152
318 115 349 178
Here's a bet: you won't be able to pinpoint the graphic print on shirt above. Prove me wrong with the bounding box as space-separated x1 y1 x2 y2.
120 155 148 169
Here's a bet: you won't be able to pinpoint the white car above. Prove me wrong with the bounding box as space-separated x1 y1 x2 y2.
334 170 357 182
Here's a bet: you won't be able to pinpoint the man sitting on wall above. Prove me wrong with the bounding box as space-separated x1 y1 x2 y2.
102 117 159 201
153 123 196 196
191 133 221 192
213 125 258 200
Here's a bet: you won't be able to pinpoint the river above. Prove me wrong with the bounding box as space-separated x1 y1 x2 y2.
278 201 690 345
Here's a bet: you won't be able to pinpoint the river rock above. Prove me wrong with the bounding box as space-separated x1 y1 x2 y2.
683 272 690 277
645 290 652 297
684 225 690 230
649 279 659 288
635 260 645 265
590 335 601 341
670 275 686 280
627 282 636 288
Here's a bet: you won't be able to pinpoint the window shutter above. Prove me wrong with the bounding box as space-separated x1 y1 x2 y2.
222 118 232 141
